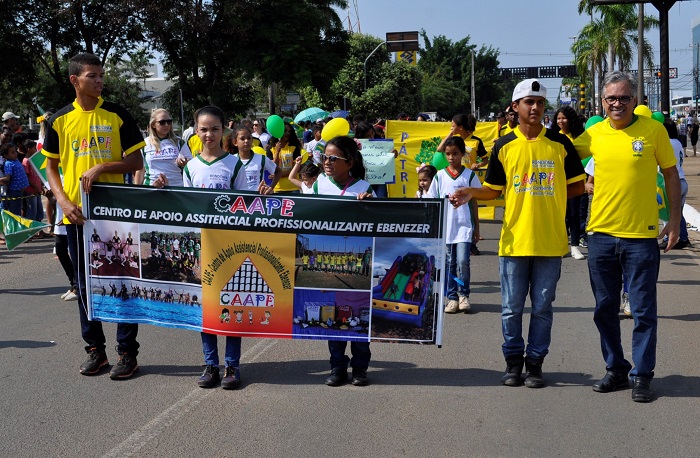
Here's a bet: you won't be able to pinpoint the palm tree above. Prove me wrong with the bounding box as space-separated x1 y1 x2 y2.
575 1 658 114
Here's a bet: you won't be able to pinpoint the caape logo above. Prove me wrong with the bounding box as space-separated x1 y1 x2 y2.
71 136 112 154
213 194 295 217
219 257 275 310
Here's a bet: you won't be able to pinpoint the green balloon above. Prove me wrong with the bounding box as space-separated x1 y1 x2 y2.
432 152 449 170
267 115 285 139
585 115 604 130
651 112 665 123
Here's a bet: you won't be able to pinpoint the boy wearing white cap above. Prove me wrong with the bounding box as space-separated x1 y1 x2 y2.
449 78 586 388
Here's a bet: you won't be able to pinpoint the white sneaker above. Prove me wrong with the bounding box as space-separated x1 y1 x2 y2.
458 295 471 312
64 291 78 301
445 299 459 314
571 246 585 260
60 289 72 300
621 292 631 316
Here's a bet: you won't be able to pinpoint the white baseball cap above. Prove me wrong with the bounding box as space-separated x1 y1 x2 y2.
2 111 20 122
512 79 547 102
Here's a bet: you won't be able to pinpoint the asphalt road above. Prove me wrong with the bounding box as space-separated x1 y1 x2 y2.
1 218 699 458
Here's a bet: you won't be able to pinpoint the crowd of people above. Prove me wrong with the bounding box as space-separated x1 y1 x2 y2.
0 52 690 403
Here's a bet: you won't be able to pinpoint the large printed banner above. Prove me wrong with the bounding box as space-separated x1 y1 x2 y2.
385 120 504 210
83 184 446 345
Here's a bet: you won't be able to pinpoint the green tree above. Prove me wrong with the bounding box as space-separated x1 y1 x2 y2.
418 32 504 119
142 0 349 118
352 61 422 118
576 1 658 114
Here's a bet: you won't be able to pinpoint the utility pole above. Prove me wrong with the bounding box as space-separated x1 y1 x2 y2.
637 4 644 105
695 43 699 117
590 8 596 116
471 50 476 116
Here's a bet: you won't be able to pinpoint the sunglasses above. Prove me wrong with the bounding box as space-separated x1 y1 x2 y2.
253 123 259 126
321 154 349 164
156 119 173 126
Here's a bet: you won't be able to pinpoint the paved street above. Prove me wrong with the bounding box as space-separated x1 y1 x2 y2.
1 156 699 457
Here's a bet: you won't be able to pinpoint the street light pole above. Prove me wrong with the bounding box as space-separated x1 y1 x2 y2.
364 42 386 90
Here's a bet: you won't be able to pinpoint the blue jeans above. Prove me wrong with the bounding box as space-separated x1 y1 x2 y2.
587 233 659 378
499 256 561 359
200 333 241 366
446 242 471 300
67 224 139 355
328 341 371 370
567 195 583 245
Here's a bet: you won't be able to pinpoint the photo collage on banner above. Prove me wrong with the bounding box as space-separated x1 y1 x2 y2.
84 184 446 345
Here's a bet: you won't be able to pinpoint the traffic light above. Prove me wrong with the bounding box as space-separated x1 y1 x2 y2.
579 83 586 112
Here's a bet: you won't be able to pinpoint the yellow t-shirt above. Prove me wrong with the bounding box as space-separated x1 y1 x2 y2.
273 145 308 192
485 127 586 256
42 97 146 223
574 115 676 238
186 127 241 157
462 134 488 167
499 124 516 138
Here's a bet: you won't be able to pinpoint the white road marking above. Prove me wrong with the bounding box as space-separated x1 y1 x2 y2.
102 339 278 458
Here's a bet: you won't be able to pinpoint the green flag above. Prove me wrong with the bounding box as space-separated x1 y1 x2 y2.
30 152 61 189
0 210 51 251
656 172 670 222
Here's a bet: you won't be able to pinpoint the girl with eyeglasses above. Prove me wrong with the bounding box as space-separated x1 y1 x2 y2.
135 109 191 187
312 136 375 387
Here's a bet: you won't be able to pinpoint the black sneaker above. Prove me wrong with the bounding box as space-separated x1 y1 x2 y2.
672 239 691 250
198 365 220 388
470 245 481 256
579 238 588 248
79 348 109 375
221 366 241 390
109 353 138 380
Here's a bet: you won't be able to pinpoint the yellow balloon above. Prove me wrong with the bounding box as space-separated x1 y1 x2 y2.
321 118 350 142
252 146 266 155
634 105 652 118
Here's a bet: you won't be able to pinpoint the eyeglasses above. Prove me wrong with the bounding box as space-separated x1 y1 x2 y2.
603 96 633 105
321 154 349 164
156 119 173 126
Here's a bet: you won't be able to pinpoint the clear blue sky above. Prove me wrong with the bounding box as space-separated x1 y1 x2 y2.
343 0 700 99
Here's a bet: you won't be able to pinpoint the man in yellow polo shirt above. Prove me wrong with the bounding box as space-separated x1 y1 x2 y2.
43 53 145 380
449 78 585 389
574 71 681 403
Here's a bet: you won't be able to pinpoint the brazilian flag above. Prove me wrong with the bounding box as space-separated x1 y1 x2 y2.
0 210 51 251
656 172 670 222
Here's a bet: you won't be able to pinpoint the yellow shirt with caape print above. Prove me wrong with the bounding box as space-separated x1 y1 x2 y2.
485 127 586 257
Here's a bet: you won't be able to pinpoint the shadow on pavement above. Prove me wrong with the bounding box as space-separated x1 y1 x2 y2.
0 340 57 349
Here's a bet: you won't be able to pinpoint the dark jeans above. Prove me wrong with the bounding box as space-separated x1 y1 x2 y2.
566 195 582 245
371 184 388 198
66 224 139 355
588 233 658 378
328 340 371 370
579 193 589 239
55 234 74 288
